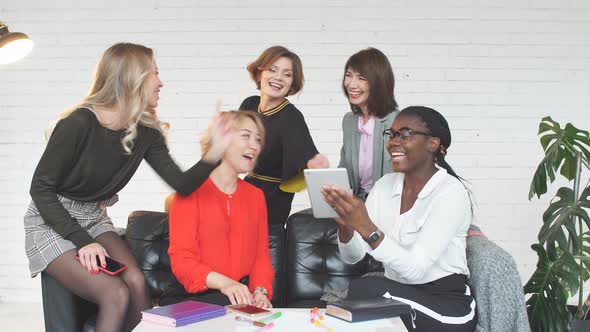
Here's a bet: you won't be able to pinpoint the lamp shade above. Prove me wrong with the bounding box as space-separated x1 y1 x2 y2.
0 23 34 64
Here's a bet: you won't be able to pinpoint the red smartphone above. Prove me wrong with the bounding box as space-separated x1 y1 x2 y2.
227 304 271 318
75 255 128 275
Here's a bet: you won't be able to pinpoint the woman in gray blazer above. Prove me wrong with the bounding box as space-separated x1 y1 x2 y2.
338 48 399 199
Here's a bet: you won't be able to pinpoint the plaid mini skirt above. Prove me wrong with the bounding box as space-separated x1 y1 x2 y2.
24 195 118 278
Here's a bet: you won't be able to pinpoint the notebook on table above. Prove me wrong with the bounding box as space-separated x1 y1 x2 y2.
326 297 411 322
141 301 227 327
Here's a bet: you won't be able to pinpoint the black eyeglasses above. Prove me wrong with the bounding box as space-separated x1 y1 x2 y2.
384 128 432 142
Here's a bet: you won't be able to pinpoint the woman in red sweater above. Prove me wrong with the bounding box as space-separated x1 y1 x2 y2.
168 111 274 308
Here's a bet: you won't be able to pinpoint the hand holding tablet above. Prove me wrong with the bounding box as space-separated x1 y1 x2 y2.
303 168 352 218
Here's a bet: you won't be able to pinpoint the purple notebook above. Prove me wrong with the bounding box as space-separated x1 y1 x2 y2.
141 301 227 327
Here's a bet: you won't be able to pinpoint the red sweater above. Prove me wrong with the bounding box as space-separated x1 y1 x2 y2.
168 177 274 298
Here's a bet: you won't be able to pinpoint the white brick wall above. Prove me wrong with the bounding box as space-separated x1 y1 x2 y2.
1 0 589 303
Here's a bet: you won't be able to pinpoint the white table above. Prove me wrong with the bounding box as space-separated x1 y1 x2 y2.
134 308 408 332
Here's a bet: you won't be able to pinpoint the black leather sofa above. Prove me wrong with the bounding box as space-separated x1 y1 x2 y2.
282 209 384 307
41 210 530 332
41 208 531 332
123 208 383 308
41 208 383 331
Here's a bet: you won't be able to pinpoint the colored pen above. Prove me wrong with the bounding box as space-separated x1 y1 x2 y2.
258 311 282 323
255 322 275 331
235 315 266 327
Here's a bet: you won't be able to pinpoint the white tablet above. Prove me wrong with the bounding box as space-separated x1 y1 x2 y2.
303 168 352 219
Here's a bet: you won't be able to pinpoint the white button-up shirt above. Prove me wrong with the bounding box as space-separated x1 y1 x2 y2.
338 168 471 285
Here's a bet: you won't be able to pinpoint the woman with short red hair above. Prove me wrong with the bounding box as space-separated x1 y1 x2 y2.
239 46 329 226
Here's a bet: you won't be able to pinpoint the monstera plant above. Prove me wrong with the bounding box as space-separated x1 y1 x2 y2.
524 116 590 331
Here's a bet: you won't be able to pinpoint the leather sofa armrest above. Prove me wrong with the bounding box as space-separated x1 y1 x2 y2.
41 271 97 332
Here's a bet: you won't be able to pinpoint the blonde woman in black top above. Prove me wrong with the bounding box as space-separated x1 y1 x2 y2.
25 43 231 332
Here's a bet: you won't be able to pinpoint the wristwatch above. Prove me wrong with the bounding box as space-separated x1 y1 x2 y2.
365 229 383 244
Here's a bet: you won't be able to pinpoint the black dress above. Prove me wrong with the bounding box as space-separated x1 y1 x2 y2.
239 96 319 225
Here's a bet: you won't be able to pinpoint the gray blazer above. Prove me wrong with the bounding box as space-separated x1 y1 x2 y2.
338 111 397 197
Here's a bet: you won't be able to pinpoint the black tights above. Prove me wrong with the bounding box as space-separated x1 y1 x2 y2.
45 232 151 332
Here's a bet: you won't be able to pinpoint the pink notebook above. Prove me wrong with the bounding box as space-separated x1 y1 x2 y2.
141 301 226 327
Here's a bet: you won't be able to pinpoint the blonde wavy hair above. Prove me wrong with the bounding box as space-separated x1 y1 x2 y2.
58 42 168 153
200 111 265 156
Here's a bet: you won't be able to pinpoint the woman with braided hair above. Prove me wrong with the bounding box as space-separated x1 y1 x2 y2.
322 106 476 331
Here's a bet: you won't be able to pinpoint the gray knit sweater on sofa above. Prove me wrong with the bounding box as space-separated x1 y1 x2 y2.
467 226 530 332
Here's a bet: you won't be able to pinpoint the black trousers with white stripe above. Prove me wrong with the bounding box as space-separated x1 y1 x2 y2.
346 274 477 332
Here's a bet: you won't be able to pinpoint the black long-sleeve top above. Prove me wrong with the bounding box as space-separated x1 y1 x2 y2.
29 107 216 248
238 96 318 183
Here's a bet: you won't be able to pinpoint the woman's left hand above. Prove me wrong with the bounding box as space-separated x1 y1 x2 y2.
253 289 273 309
321 185 373 235
307 154 330 169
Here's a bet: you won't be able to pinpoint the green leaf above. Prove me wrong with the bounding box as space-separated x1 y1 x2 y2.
529 117 590 199
564 123 590 161
530 161 548 199
561 149 577 180
539 188 575 249
525 244 578 331
539 187 590 254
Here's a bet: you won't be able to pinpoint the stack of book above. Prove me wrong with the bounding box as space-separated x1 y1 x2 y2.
141 301 226 327
326 297 411 322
